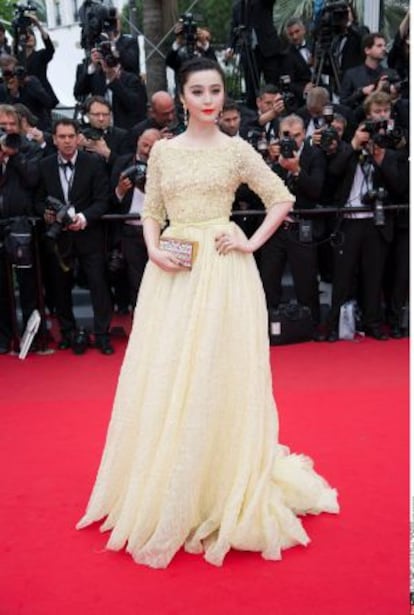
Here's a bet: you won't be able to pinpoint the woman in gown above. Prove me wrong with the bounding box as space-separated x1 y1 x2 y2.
77 57 339 569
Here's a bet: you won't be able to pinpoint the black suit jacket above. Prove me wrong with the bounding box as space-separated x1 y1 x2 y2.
110 153 138 215
74 66 147 129
280 45 312 105
273 141 326 209
36 151 109 229
327 142 408 241
0 76 53 131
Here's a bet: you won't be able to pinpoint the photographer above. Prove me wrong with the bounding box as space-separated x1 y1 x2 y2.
323 93 409 341
297 85 355 142
17 15 59 112
339 33 399 120
387 10 409 100
331 3 369 74
73 43 147 130
166 17 217 91
36 118 114 355
259 114 327 338
0 104 40 353
245 84 285 146
110 128 161 308
0 23 12 56
78 96 130 169
0 54 54 131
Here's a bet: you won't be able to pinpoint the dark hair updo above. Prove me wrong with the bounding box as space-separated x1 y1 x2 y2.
177 57 225 95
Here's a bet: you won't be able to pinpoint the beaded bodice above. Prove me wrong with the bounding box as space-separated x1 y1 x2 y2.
142 137 294 226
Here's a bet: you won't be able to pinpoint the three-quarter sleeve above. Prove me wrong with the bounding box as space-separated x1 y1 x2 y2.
142 141 167 226
235 137 295 210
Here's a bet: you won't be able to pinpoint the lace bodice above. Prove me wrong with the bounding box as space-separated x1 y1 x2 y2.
142 137 294 226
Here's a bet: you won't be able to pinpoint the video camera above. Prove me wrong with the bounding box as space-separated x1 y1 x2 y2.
319 105 339 152
177 12 198 61
121 161 148 192
279 131 297 159
314 0 349 49
12 2 36 34
44 196 76 240
78 0 118 51
362 118 403 149
361 186 387 226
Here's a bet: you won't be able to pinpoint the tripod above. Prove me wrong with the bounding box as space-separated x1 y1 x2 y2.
312 41 342 95
226 0 261 108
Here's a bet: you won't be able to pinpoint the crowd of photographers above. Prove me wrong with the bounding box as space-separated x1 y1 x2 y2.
0 0 409 356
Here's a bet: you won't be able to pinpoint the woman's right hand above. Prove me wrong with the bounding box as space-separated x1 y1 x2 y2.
148 247 185 272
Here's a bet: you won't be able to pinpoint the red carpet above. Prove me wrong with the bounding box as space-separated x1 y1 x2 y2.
0 331 409 615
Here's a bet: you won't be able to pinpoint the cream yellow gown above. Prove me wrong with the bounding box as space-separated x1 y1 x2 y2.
77 137 339 568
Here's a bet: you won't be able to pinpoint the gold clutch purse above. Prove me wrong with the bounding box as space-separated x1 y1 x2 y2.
159 237 198 270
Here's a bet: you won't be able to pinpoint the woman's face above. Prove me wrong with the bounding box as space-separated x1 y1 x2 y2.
181 69 225 124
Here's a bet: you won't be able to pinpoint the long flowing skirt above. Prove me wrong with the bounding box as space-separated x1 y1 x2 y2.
77 220 339 568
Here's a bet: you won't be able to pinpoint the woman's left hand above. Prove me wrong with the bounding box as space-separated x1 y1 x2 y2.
215 232 252 255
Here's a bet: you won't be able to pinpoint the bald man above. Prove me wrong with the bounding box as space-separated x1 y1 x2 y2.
127 90 177 150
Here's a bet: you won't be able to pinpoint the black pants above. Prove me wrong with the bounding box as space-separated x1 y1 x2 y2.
259 225 320 325
121 224 148 308
50 229 112 337
0 246 37 346
383 226 409 328
327 218 388 330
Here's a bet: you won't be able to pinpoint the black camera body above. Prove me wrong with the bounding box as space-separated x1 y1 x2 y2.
362 118 402 149
45 196 76 240
279 131 297 159
319 104 339 152
361 187 388 226
0 128 21 151
278 75 297 111
80 124 104 141
96 38 119 67
79 0 118 51
121 161 147 192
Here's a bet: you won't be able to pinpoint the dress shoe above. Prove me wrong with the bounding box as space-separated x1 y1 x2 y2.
72 328 91 355
313 329 326 342
95 334 114 355
326 330 338 343
58 335 73 350
390 325 403 339
365 326 389 341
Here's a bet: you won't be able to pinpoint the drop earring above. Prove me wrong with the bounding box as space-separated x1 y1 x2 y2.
183 104 188 126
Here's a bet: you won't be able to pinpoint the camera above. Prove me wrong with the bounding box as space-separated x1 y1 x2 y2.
121 161 147 192
315 0 349 48
80 124 104 140
362 118 402 149
278 75 296 111
96 37 120 67
78 0 118 51
279 131 297 159
319 105 339 152
44 196 76 240
0 128 21 151
177 12 198 61
361 187 388 226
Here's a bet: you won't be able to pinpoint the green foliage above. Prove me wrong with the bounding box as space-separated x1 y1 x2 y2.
177 0 233 46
